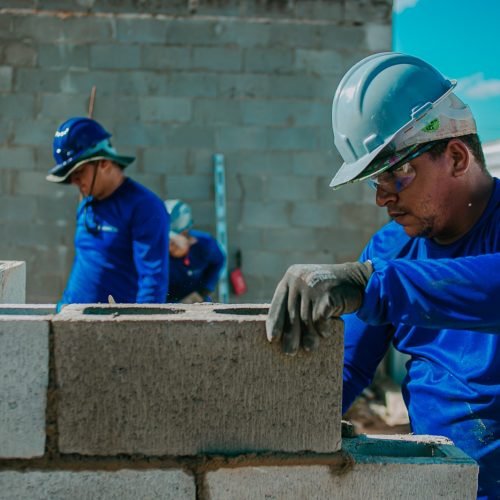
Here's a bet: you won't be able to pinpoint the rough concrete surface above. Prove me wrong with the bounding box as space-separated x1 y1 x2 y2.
0 313 50 458
206 435 478 500
0 470 195 500
53 304 343 455
0 261 26 303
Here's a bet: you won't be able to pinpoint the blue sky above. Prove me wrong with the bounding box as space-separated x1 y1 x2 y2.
393 0 500 143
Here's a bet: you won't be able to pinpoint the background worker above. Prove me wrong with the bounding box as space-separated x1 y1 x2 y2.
266 53 499 499
47 117 169 308
165 199 225 303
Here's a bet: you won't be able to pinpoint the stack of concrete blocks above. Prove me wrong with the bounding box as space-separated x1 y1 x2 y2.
0 303 478 499
0 261 26 303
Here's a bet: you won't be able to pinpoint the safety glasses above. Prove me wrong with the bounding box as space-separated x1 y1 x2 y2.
366 141 445 193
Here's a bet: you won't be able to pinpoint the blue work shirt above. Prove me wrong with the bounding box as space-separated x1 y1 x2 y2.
60 178 169 306
167 229 225 303
343 177 500 499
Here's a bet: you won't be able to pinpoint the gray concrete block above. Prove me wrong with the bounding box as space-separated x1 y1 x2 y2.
39 94 87 118
139 97 191 123
0 470 195 500
38 43 89 69
0 147 35 169
167 72 218 97
241 99 328 127
165 174 213 201
90 44 141 69
0 261 26 303
215 127 268 151
53 304 343 455
0 196 37 222
290 202 340 228
267 127 319 151
0 66 13 92
192 99 243 126
240 202 291 228
193 47 243 72
217 74 271 98
244 48 294 73
141 46 192 70
2 42 37 67
206 435 478 500
0 305 52 457
263 175 317 201
116 17 169 43
295 49 343 75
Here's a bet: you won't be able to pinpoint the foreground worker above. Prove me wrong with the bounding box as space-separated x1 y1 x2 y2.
165 199 225 303
47 117 169 307
266 53 499 499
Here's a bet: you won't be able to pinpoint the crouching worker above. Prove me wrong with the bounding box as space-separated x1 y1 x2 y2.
165 199 225 303
47 117 169 309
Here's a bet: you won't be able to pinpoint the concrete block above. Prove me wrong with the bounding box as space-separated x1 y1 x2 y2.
0 147 35 169
38 43 89 69
167 72 218 98
290 202 340 228
3 43 34 69
116 17 169 43
206 435 478 500
240 202 291 228
165 174 213 201
90 44 141 69
193 47 242 72
240 99 328 127
192 99 243 126
139 97 192 123
215 127 268 151
0 305 53 458
0 261 26 303
217 74 271 99
0 66 13 92
0 470 195 500
266 127 318 151
141 46 192 70
244 48 294 73
53 304 343 455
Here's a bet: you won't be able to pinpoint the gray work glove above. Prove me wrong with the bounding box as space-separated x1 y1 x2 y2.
266 261 373 355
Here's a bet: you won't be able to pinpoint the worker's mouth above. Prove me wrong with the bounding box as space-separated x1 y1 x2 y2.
388 210 408 221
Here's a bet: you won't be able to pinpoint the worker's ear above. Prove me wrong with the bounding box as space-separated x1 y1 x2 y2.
447 139 470 177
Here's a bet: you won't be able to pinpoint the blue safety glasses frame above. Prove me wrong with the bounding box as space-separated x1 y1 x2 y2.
365 140 449 193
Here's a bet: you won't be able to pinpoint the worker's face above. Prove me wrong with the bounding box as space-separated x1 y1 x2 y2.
70 161 100 197
169 233 190 258
374 141 463 241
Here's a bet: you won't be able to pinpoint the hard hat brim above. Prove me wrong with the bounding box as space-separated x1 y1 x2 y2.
46 152 135 184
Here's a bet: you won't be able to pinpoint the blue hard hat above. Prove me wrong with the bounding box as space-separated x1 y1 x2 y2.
46 117 135 183
164 199 193 233
330 52 476 189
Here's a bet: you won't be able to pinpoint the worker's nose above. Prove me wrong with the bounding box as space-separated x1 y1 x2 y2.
375 186 398 207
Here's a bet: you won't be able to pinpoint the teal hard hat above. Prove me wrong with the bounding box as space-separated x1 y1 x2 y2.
164 199 193 233
330 52 477 189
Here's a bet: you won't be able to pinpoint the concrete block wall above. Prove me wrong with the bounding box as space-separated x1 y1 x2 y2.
0 303 478 499
0 0 391 303
0 261 26 303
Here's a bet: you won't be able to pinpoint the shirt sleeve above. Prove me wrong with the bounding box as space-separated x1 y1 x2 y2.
131 198 170 303
359 253 500 331
342 312 394 414
199 238 226 292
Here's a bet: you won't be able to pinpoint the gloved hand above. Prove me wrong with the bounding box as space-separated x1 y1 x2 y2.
266 261 373 355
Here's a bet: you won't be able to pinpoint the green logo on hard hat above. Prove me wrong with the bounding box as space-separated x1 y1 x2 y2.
422 118 440 133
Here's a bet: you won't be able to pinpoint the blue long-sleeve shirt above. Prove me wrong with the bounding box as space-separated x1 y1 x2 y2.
167 229 225 302
61 178 169 305
343 177 500 500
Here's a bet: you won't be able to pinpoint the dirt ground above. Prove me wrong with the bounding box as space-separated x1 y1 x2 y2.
343 377 411 435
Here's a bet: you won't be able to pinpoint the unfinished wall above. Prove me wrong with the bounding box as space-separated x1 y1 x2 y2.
0 0 391 303
0 303 478 499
